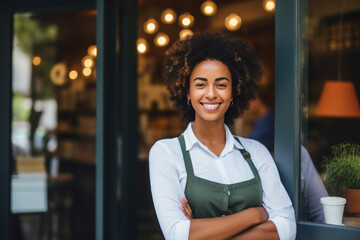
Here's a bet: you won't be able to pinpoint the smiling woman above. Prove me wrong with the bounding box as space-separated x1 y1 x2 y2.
188 60 233 125
149 32 296 240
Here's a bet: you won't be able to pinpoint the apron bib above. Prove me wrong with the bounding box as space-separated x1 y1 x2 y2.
178 135 263 218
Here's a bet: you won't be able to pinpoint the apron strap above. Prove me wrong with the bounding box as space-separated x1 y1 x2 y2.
178 135 195 177
233 137 262 182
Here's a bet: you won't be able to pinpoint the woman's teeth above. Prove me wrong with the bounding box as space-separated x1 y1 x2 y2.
202 103 220 110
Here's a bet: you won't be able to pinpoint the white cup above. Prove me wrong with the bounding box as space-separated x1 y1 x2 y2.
320 196 346 225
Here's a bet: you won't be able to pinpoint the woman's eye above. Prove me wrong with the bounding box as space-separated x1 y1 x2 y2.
217 83 227 88
195 83 205 87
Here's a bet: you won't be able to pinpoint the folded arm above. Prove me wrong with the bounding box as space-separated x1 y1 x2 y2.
188 207 268 240
229 221 279 240
180 197 270 240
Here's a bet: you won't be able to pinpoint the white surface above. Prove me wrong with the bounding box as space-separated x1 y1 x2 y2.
11 173 48 214
321 197 346 225
321 196 346 205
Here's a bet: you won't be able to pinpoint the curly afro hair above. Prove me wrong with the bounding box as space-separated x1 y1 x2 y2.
163 32 262 125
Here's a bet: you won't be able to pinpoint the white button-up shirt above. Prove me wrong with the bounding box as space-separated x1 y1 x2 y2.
149 122 296 240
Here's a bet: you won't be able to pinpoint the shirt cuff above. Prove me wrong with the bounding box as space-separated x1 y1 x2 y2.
173 220 190 240
270 217 296 240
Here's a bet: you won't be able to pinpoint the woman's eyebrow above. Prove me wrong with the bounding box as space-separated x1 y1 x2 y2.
215 77 229 81
193 77 230 81
193 77 207 81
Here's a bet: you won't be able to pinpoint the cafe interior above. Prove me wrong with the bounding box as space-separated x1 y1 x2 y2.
8 0 360 239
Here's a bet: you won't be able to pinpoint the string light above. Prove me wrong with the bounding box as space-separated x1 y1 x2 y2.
81 55 94 68
263 0 275 12
201 1 217 16
154 33 170 47
32 56 41 66
225 13 242 31
144 18 159 34
69 70 78 80
83 67 92 77
161 9 176 24
179 13 194 28
137 38 149 54
179 29 193 40
50 63 67 86
88 45 97 57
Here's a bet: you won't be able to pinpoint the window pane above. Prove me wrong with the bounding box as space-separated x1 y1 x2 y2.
11 11 97 239
301 0 360 228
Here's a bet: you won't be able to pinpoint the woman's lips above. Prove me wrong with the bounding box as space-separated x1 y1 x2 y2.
201 103 221 110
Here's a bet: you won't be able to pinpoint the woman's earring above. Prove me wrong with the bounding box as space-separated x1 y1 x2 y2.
231 101 233 106
187 99 191 106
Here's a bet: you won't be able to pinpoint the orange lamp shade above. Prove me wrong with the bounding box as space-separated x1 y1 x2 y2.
315 81 360 118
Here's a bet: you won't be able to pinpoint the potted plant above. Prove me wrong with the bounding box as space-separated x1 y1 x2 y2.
324 143 360 216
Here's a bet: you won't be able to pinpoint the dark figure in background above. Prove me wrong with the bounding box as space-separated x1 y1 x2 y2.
248 90 328 223
248 90 274 152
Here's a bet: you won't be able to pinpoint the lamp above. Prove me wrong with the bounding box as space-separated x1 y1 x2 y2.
225 13 241 31
69 70 78 80
32 56 41 66
144 18 159 34
179 29 193 40
179 13 194 28
87 45 97 57
263 0 275 12
161 9 176 24
315 0 360 118
315 81 360 118
137 38 149 54
201 1 217 16
154 33 169 47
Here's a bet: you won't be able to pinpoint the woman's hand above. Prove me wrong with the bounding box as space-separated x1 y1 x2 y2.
179 197 268 223
253 207 269 224
180 197 193 220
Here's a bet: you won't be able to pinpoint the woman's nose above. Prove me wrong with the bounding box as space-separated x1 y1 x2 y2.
206 85 216 99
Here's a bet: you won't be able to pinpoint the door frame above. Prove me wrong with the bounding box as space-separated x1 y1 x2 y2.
0 0 137 239
274 0 360 238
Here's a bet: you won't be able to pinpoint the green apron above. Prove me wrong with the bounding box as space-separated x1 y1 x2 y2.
178 134 263 219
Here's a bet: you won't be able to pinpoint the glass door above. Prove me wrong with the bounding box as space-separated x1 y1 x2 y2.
11 10 97 240
275 0 360 238
1 0 133 239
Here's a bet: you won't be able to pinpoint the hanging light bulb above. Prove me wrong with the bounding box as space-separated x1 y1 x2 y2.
201 1 217 16
83 67 92 77
69 70 78 80
154 33 170 47
32 56 41 66
82 55 95 68
179 29 193 40
179 13 194 28
225 13 242 31
50 63 67 86
263 0 275 12
144 18 159 34
88 45 97 57
161 9 177 24
137 38 149 54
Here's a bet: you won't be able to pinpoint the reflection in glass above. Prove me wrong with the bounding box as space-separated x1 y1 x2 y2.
301 0 360 227
11 11 96 239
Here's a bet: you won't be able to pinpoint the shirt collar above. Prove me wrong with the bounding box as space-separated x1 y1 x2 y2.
182 122 244 153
